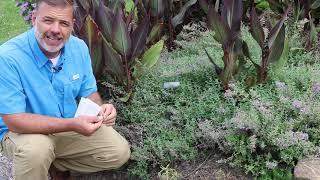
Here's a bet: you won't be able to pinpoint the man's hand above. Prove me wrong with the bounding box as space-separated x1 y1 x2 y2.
99 104 117 126
71 115 103 136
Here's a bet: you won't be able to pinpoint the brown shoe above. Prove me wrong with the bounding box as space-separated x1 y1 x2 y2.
49 165 71 180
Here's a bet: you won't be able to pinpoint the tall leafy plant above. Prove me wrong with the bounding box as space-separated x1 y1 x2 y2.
204 0 250 89
137 0 198 50
249 7 289 83
268 0 320 49
76 0 164 101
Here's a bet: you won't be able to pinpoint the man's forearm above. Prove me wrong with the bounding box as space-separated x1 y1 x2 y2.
86 92 103 105
1 113 74 134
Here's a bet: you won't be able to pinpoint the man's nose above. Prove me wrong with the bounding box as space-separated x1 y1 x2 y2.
50 22 61 35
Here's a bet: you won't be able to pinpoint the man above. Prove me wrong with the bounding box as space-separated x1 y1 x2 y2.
0 0 130 179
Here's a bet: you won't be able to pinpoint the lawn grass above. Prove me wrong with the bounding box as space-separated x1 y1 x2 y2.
0 0 29 44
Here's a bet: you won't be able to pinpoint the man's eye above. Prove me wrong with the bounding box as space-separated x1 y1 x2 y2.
61 22 70 27
44 19 53 23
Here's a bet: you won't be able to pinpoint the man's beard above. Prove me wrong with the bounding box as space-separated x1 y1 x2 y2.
34 25 67 54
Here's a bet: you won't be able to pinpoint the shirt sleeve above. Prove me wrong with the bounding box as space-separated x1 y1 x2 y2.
0 56 26 114
78 40 98 97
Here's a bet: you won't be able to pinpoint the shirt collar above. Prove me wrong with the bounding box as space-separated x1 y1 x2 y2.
27 27 66 68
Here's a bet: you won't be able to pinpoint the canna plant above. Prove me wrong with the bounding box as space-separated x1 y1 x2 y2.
75 0 164 101
16 0 164 101
249 6 289 83
137 0 198 50
268 0 320 49
203 0 250 89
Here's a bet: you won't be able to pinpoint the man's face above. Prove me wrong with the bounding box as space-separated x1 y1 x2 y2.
32 3 74 57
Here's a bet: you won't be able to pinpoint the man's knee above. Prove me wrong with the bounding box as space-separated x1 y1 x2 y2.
113 140 131 168
11 134 55 168
93 139 131 169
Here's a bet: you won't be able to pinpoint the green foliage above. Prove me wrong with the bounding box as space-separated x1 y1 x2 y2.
269 0 320 49
76 0 165 101
118 29 320 178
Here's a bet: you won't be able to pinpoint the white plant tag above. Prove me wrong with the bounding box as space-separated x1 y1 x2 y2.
74 97 101 117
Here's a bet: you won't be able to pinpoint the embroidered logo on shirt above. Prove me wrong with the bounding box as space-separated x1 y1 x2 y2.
72 74 80 81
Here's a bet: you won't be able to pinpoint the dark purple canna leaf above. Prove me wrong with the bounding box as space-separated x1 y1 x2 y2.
150 0 164 17
250 7 265 48
79 15 103 77
96 4 114 43
112 9 132 57
171 0 197 28
267 8 288 49
130 15 150 61
109 0 125 13
207 6 229 44
101 37 126 82
268 25 285 63
222 0 243 32
76 0 90 13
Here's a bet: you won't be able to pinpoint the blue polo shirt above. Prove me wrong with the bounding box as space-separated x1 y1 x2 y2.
0 28 97 140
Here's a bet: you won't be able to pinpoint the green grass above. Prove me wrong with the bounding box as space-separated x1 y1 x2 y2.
0 0 29 44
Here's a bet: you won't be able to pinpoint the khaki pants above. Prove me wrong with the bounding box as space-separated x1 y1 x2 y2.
0 125 130 180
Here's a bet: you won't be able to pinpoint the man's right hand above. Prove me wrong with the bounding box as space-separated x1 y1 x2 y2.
71 115 103 136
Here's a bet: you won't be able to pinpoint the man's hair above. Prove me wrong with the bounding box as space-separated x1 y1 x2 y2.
35 0 74 9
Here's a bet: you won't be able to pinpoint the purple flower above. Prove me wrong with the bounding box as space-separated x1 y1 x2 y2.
24 14 31 21
292 100 303 109
312 82 320 95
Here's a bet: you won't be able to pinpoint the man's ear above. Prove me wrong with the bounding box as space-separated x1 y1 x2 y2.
31 10 37 26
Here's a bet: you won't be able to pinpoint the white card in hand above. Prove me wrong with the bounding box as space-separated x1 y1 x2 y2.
74 97 101 117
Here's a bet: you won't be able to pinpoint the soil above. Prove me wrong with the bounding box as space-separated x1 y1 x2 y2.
69 152 252 180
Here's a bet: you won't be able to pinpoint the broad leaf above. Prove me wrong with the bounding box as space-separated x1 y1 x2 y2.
274 37 289 72
268 9 288 49
150 0 164 17
79 15 103 77
131 15 150 60
268 25 285 63
207 6 229 44
141 40 164 68
96 4 114 43
250 7 265 48
242 40 252 61
148 23 163 44
204 48 222 75
112 9 132 57
101 36 126 82
221 0 243 32
172 0 197 28
109 0 124 13
310 12 318 46
76 0 90 12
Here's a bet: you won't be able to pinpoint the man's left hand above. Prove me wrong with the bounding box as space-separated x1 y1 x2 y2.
99 104 117 126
